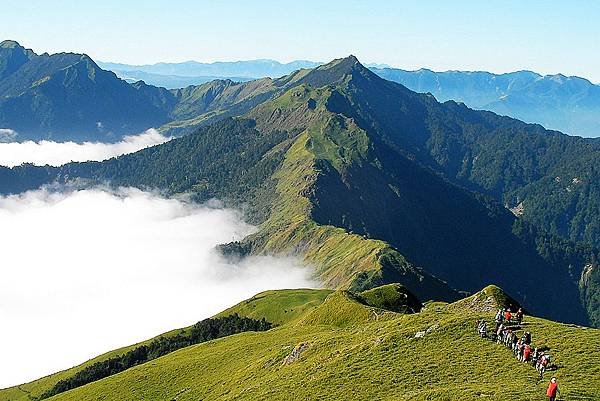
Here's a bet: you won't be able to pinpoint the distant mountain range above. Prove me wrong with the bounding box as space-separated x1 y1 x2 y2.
98 59 321 78
373 67 600 138
100 58 600 138
104 69 254 88
3 39 600 141
97 60 392 89
96 59 321 88
3 56 600 328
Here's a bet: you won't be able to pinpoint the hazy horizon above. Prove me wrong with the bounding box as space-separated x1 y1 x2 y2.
94 57 597 83
2 0 599 82
7 39 599 84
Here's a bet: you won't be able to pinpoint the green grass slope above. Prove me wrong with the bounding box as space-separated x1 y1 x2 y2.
296 290 397 327
0 326 185 401
359 283 423 314
215 288 332 326
0 289 332 401
3 286 598 401
449 284 523 313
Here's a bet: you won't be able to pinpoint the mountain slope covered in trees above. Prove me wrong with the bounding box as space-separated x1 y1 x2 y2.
0 40 175 141
97 58 600 139
2 57 599 326
349 73 600 247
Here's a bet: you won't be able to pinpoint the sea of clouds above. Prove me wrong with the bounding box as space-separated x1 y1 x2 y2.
0 128 170 167
0 187 314 388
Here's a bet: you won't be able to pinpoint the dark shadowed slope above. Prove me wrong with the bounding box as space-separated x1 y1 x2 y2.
337 60 600 249
0 41 174 141
2 57 598 326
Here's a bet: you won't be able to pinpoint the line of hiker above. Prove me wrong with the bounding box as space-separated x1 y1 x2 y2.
477 308 552 378
475 308 561 401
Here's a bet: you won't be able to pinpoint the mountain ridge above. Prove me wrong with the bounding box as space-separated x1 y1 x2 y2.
96 49 600 139
97 58 321 79
4 40 600 142
0 41 173 141
373 66 600 138
2 56 598 326
1 285 598 400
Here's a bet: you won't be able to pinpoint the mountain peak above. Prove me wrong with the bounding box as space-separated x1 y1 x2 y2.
342 54 360 64
297 55 374 88
323 54 362 71
0 40 37 80
450 285 522 313
0 39 23 49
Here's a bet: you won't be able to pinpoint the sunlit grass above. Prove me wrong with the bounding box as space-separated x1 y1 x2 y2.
3 288 598 401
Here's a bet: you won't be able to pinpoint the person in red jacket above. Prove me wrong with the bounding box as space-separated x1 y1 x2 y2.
504 308 512 323
546 377 560 401
522 344 531 362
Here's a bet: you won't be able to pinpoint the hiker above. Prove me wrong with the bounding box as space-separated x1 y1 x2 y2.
505 329 512 346
496 324 504 344
516 339 524 358
539 354 551 378
536 351 545 372
522 344 531 363
479 321 488 338
521 331 531 345
531 347 539 367
504 329 513 347
504 308 512 323
546 377 560 401
494 309 504 331
516 308 524 324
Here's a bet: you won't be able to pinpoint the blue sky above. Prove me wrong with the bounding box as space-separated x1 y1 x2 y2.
2 0 599 82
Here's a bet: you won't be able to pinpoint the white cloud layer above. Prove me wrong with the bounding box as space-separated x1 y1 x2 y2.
0 129 170 167
0 187 315 388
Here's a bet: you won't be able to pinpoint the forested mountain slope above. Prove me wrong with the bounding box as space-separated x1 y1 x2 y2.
1 57 598 326
0 40 174 141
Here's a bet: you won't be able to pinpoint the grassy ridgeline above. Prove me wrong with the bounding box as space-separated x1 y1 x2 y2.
2 287 599 401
